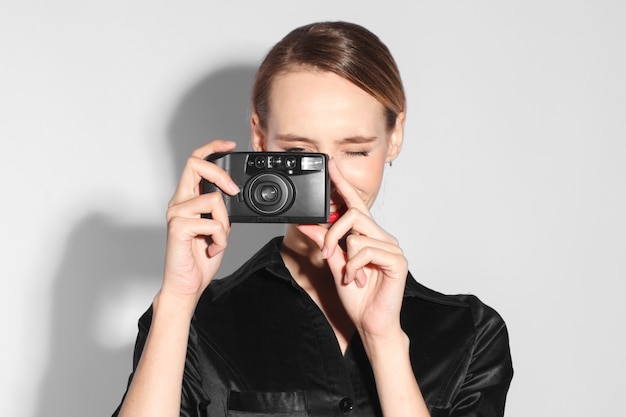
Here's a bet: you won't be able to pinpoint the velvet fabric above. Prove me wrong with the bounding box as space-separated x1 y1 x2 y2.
113 237 512 416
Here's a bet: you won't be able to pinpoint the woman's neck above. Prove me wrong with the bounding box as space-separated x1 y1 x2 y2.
281 225 326 276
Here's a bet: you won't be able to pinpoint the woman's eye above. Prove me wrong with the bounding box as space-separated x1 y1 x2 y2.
346 151 370 157
284 147 307 153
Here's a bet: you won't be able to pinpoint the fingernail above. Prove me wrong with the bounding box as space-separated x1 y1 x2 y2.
229 182 240 194
321 246 329 258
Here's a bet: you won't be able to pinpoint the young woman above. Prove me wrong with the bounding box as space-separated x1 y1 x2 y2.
113 21 512 417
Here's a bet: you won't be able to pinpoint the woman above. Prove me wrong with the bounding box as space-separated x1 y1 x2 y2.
114 21 512 417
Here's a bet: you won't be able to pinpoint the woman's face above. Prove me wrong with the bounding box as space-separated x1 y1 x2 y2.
252 69 403 222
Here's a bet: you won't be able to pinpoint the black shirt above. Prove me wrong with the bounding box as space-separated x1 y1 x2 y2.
114 237 513 417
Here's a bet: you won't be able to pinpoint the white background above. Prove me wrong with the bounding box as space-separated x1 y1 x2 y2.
2 1 624 416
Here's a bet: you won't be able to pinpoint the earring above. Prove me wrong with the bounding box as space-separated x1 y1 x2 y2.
388 160 393 167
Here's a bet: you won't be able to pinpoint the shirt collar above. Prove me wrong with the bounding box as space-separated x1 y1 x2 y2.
222 235 293 282
218 236 439 303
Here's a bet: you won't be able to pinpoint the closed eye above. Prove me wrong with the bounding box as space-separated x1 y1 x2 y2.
284 147 307 153
346 151 370 157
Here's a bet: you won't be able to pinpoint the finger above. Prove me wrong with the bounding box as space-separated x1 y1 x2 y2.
205 220 230 258
298 222 352 269
167 192 230 235
166 216 230 257
353 268 368 288
344 246 408 284
344 233 403 260
190 140 236 159
167 203 230 261
323 208 398 259
328 158 370 214
170 141 239 205
342 234 402 286
297 224 349 284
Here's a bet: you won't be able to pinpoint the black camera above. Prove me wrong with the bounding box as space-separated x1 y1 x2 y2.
200 152 330 223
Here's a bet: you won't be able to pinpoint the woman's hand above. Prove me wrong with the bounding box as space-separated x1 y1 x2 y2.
162 140 240 302
298 158 408 343
118 140 241 417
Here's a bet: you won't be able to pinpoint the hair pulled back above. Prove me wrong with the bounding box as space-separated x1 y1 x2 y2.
252 21 406 131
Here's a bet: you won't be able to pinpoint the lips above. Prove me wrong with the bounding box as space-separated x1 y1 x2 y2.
328 200 346 223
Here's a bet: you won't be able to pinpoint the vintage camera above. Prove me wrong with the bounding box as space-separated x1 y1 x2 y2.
200 152 329 223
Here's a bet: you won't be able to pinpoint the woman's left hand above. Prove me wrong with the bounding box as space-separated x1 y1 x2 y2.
298 158 408 343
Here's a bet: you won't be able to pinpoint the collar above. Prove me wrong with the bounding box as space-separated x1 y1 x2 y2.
208 236 296 300
212 236 465 308
230 235 291 280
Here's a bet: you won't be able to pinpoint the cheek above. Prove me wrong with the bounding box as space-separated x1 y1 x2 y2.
340 160 385 199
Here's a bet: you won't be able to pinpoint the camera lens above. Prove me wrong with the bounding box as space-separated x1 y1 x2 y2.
259 185 279 202
245 173 294 215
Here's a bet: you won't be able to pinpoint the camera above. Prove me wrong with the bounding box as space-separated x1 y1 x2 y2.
200 152 330 223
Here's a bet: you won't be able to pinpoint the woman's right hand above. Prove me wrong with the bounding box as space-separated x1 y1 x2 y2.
117 140 240 417
161 140 240 302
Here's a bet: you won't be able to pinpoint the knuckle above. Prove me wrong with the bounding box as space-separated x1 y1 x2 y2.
399 254 408 269
344 233 362 253
205 191 224 205
346 207 361 218
363 245 376 258
166 214 185 234
191 143 213 159
166 205 179 222
184 154 201 170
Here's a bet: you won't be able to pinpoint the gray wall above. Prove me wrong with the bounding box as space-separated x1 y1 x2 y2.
2 1 624 416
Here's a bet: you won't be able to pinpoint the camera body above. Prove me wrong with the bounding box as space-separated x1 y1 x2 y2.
201 152 330 223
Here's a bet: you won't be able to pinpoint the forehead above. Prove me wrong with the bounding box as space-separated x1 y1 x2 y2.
266 70 386 138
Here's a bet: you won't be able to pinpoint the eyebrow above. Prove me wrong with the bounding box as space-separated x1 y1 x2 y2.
275 134 378 144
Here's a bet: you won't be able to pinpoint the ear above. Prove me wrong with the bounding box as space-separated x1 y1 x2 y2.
386 112 405 163
251 112 266 151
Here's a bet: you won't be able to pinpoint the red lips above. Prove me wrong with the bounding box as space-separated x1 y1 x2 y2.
328 202 346 224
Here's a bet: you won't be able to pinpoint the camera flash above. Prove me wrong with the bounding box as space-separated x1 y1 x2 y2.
301 156 324 171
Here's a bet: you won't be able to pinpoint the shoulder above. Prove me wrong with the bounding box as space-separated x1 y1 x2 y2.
401 274 513 411
403 272 507 330
401 273 511 362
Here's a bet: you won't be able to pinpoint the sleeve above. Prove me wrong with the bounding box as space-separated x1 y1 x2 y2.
449 297 514 417
110 307 222 417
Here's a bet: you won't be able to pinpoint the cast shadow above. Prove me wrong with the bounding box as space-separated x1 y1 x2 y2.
34 64 286 417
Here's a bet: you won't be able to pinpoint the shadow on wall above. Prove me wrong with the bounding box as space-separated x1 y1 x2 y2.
35 64 286 417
